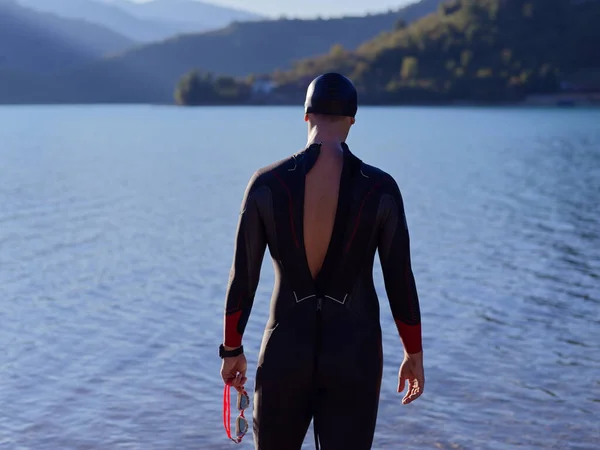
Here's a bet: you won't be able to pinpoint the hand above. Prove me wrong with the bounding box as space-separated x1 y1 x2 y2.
220 348 247 391
397 351 424 405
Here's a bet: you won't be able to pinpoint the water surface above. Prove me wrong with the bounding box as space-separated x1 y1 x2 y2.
1 105 599 449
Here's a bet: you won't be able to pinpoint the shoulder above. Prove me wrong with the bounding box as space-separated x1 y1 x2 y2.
357 161 408 229
240 153 299 207
359 161 403 196
246 154 297 190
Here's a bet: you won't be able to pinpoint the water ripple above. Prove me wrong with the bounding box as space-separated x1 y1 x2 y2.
1 106 599 449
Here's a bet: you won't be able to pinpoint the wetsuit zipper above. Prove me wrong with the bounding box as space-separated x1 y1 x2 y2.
313 297 323 450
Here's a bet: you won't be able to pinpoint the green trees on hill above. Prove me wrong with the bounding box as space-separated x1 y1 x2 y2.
174 70 251 105
272 0 600 104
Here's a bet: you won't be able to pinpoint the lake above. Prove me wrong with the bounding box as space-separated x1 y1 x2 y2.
1 105 599 450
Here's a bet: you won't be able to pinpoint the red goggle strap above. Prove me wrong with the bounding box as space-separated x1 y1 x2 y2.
223 384 244 444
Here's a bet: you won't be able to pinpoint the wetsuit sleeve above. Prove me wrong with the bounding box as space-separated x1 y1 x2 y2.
223 172 268 348
377 177 422 354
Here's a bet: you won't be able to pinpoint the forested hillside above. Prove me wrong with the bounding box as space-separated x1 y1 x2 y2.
49 1 443 103
3 0 598 105
272 0 600 103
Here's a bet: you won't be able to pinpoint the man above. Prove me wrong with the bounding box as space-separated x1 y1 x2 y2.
219 73 424 450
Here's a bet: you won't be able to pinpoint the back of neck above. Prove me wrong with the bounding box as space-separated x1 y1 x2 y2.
307 129 346 153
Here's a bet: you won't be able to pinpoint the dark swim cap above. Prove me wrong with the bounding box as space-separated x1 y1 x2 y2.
304 72 358 118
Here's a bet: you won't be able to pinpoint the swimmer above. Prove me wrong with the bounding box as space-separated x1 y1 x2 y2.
220 72 424 450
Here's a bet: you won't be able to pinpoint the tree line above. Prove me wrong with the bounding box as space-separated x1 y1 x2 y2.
174 0 600 105
175 70 252 105
270 0 600 103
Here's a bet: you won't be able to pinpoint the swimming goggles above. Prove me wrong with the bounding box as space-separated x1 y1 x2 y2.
223 384 249 444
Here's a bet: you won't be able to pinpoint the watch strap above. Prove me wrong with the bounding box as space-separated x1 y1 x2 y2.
219 344 244 358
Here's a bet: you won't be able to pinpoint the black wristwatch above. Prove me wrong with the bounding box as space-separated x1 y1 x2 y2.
219 344 244 358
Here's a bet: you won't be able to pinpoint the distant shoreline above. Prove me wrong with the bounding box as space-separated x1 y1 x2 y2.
3 90 600 108
2 99 599 108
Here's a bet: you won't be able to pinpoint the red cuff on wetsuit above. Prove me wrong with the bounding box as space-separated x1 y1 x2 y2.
395 321 422 354
224 311 243 348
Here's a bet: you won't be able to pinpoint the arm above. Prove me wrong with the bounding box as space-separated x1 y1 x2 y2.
377 178 422 355
223 173 268 349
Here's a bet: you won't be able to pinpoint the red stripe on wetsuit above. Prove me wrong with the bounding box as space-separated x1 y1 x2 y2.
224 310 243 348
395 321 422 354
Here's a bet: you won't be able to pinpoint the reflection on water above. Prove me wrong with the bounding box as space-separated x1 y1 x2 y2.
0 106 599 449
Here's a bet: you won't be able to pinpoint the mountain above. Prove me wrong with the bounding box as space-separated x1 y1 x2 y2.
109 0 263 32
271 0 600 103
17 0 264 42
50 0 445 103
0 0 133 75
16 0 181 41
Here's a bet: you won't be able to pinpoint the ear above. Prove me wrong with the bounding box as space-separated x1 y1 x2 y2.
304 114 309 122
350 117 356 126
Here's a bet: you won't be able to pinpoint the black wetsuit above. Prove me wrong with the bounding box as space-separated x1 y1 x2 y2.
223 142 422 450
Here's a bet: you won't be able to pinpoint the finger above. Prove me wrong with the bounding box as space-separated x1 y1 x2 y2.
397 374 407 393
403 379 422 405
409 370 425 401
402 377 415 403
235 379 247 394
404 388 422 404
222 369 237 386
221 363 233 383
221 371 231 385
234 373 244 388
402 385 411 403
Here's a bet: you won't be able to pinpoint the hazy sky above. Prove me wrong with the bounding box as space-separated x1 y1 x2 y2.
133 0 417 19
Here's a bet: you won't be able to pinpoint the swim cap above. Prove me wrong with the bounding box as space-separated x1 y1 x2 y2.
304 72 358 118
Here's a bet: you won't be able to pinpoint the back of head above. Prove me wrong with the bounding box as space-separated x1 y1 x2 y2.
304 73 358 119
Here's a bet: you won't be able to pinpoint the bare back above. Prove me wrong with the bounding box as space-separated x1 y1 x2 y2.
303 147 344 280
